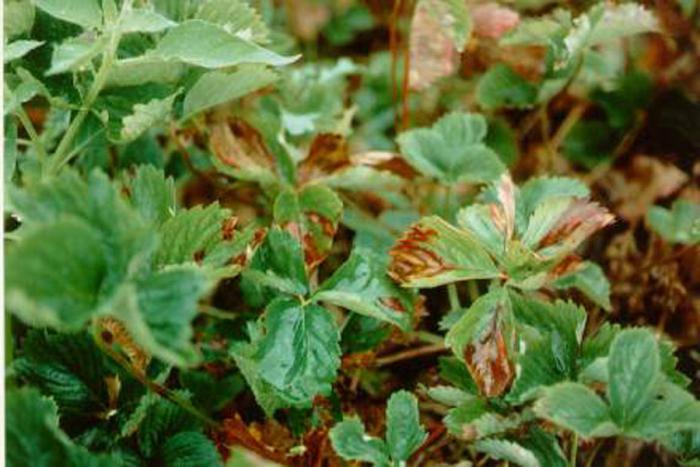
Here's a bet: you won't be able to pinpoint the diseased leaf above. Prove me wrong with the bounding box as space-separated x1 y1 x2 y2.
255 298 341 407
152 20 298 68
397 112 505 183
389 216 500 287
314 248 414 331
386 391 428 461
446 288 515 397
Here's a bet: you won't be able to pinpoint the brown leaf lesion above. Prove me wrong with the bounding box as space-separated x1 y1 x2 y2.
209 118 276 173
388 224 453 283
464 307 514 397
538 199 615 252
96 317 150 374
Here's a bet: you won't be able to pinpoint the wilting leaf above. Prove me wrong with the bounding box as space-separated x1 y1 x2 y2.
209 118 278 184
389 216 500 287
472 3 520 39
397 112 505 183
446 288 515 397
407 0 467 90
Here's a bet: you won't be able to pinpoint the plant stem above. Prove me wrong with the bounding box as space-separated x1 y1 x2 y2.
447 283 461 311
92 328 219 429
375 343 448 367
46 0 133 175
413 330 444 345
569 432 578 467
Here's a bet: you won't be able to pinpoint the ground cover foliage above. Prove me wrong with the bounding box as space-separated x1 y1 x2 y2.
4 0 700 465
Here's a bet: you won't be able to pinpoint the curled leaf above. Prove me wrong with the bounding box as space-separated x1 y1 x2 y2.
209 118 277 183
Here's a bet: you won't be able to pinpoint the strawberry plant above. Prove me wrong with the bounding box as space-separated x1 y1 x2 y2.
5 0 700 466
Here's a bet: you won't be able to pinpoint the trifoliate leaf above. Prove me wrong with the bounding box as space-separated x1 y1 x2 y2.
120 92 179 143
314 248 414 331
254 298 341 407
388 215 500 288
182 66 277 119
397 112 505 183
35 0 102 28
152 20 298 68
647 200 700 245
607 328 661 429
477 64 537 110
329 418 389 466
445 288 515 397
386 391 428 462
534 382 617 437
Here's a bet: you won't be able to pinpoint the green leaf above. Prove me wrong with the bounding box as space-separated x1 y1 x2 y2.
154 203 232 267
35 0 102 28
329 418 389 466
562 120 616 169
475 439 540 467
5 0 35 39
4 40 44 63
255 298 341 407
314 248 414 331
241 228 308 306
194 0 270 44
106 57 186 88
607 328 661 429
179 370 245 413
152 20 298 68
630 382 700 439
477 64 537 110
647 200 700 245
385 391 427 461
388 215 500 287
182 66 277 119
120 92 179 143
7 387 119 466
46 35 106 75
438 356 478 394
13 331 111 415
6 219 106 330
127 165 176 226
534 382 617 437
135 394 202 458
397 111 505 183
486 118 518 167
160 431 221 467
552 261 611 310
120 8 176 33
